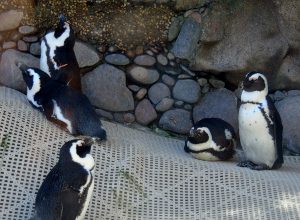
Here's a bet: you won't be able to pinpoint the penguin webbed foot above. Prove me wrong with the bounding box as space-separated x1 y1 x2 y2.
237 161 270 170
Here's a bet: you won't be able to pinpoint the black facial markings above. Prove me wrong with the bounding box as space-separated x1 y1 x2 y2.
188 130 209 144
76 145 91 158
243 73 266 92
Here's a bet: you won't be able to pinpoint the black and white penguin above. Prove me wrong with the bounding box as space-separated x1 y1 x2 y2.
184 118 236 161
40 15 81 91
238 71 283 170
32 139 95 220
19 64 106 140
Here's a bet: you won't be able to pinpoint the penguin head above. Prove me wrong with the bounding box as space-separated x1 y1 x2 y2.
241 71 268 102
188 126 211 145
60 139 95 171
53 14 75 47
19 63 51 91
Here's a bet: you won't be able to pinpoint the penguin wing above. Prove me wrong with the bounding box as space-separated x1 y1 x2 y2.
267 96 284 167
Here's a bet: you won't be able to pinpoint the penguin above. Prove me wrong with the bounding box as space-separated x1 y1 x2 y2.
19 63 106 140
31 138 95 220
184 118 236 161
238 71 283 170
40 15 81 91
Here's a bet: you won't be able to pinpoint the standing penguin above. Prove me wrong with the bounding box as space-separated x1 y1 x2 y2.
19 64 106 140
184 118 236 161
238 72 283 170
40 15 81 91
32 139 95 220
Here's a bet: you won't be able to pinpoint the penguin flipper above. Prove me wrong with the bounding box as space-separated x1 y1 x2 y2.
267 96 284 168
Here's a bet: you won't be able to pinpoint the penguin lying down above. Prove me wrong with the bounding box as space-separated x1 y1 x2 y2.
238 72 283 170
19 63 106 141
31 139 95 220
184 118 236 161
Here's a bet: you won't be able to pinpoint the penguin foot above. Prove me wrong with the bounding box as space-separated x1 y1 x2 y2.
249 164 270 171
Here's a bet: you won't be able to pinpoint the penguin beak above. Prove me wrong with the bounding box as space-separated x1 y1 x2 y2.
59 14 67 26
83 137 95 146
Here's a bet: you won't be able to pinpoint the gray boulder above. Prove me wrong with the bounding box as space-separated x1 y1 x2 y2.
155 98 174 112
193 88 238 132
276 94 300 154
148 83 171 104
134 55 156 66
74 41 100 68
173 79 200 103
159 109 192 134
0 49 39 92
105 53 130 66
127 65 159 85
135 99 157 125
0 10 23 31
82 64 134 111
171 17 202 60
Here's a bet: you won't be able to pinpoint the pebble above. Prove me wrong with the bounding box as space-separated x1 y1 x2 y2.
135 99 157 125
114 113 125 123
146 50 154 56
162 74 175 86
184 104 193 110
98 44 107 53
190 12 202 24
197 78 208 86
108 45 118 52
18 25 37 35
22 36 38 43
202 84 210 93
0 10 23 32
126 49 136 58
128 85 141 92
17 40 28 52
180 64 196 76
209 79 225 89
134 55 156 66
29 42 41 56
135 88 147 100
127 65 159 84
105 53 130 65
135 46 144 55
157 54 168 66
10 31 22 41
175 100 184 107
148 82 171 104
159 109 192 134
173 79 201 104
124 113 135 123
178 74 191 79
167 52 175 60
95 108 113 120
2 41 16 49
155 98 174 112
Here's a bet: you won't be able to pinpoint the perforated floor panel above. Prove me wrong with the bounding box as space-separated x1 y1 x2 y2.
0 86 300 220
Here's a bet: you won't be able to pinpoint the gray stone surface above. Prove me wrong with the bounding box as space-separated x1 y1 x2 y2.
276 95 300 154
0 49 39 92
168 16 184 41
95 108 114 120
17 40 28 52
124 113 135 123
114 113 125 123
18 25 37 35
134 55 156 66
148 83 171 104
74 40 100 68
162 74 175 86
128 84 140 92
29 42 41 56
173 79 200 103
159 109 192 134
209 79 225 89
157 54 168 66
135 99 157 125
0 10 23 31
197 78 208 86
22 36 38 43
127 65 159 84
155 98 174 112
171 17 202 60
3 41 16 49
135 88 147 100
193 88 238 132
105 53 130 66
82 64 134 111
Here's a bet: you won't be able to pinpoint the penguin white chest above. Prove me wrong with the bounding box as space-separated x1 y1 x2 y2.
239 103 276 167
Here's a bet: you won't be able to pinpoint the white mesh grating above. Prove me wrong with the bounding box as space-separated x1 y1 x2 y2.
0 86 300 220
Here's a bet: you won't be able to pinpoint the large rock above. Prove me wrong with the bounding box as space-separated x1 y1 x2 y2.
175 0 206 11
74 41 100 68
127 65 159 85
193 88 238 132
82 64 134 111
171 17 202 60
159 109 192 134
135 99 157 125
190 1 294 90
173 79 201 103
0 10 23 32
0 49 39 92
148 83 171 104
275 94 300 154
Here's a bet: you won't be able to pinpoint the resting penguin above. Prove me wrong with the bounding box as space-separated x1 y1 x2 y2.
238 71 283 170
184 118 236 161
31 139 95 220
19 64 106 140
40 15 81 91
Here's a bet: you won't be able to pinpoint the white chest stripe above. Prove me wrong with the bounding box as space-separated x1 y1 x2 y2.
52 100 72 132
187 140 225 152
40 40 51 76
27 70 42 108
